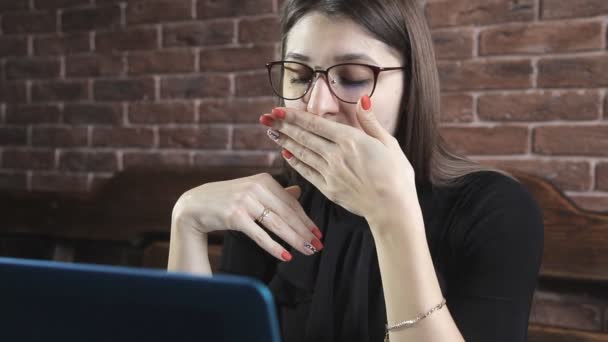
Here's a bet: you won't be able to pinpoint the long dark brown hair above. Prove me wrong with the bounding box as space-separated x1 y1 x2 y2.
276 0 512 189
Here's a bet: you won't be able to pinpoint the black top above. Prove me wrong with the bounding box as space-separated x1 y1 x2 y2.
219 170 544 342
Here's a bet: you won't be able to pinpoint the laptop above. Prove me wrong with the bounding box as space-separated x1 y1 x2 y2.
0 257 282 342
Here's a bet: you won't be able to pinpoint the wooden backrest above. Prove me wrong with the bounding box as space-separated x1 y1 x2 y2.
510 170 608 282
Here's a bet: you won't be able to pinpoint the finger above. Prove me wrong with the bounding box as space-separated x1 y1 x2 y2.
267 127 328 173
245 194 321 256
270 107 348 144
281 148 327 191
254 182 323 252
233 211 293 262
356 95 392 145
258 174 322 238
264 115 334 162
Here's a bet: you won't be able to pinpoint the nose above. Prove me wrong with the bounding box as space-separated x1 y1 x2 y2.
304 73 340 116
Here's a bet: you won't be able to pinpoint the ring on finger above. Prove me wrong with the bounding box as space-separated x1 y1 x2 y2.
256 207 271 224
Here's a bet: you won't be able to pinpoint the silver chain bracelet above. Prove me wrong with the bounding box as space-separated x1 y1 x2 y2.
384 297 447 342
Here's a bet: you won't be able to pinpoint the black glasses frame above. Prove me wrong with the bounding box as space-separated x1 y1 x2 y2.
265 60 407 104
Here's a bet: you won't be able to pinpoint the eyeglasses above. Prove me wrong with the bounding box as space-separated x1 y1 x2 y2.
265 61 406 104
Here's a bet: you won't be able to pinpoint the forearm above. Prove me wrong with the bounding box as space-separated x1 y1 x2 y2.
167 219 212 276
368 203 464 342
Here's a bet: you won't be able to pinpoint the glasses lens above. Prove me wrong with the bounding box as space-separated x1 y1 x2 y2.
269 62 313 100
328 64 375 103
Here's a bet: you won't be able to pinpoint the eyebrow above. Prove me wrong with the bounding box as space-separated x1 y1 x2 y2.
285 52 378 65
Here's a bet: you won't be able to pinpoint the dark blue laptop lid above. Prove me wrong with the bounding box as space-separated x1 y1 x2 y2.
0 257 282 342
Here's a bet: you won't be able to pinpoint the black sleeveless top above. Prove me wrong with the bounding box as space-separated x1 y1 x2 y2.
219 170 544 342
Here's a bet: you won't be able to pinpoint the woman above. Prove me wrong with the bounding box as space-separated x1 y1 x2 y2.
168 0 544 341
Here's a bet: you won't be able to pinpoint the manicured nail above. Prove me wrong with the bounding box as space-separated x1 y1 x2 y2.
267 128 280 141
311 237 323 251
303 242 317 253
281 250 292 262
312 227 323 239
281 149 293 160
259 115 275 127
272 108 286 119
361 95 371 111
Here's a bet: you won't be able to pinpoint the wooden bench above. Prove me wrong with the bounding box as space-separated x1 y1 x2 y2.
1 167 607 339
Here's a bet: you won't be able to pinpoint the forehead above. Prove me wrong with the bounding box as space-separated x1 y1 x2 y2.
285 11 402 66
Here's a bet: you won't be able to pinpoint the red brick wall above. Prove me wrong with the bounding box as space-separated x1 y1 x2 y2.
0 0 607 213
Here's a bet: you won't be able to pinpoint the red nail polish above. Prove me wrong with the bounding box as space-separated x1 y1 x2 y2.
361 95 371 111
281 250 292 262
311 237 323 251
282 149 293 160
272 108 286 119
259 115 275 127
312 227 323 239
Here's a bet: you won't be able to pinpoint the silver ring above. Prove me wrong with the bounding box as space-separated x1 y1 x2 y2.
256 207 271 224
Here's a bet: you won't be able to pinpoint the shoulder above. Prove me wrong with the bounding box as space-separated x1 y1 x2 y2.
449 170 544 258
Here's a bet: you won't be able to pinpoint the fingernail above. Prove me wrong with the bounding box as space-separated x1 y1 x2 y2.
281 149 293 160
303 242 317 253
267 128 280 141
260 115 275 127
312 227 323 239
361 95 371 111
281 250 293 262
311 237 323 251
272 108 286 119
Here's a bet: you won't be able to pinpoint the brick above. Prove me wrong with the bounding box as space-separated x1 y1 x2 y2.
34 33 91 56
480 21 603 55
92 127 155 147
193 151 270 167
5 104 61 124
440 126 529 155
0 171 27 191
0 127 27 145
476 159 591 191
425 0 534 28
96 27 158 52
128 50 196 75
126 0 192 25
529 291 602 331
5 57 61 80
597 162 608 191
197 0 273 18
158 126 229 149
538 56 608 88
31 173 88 192
32 127 88 147
238 17 280 44
236 72 277 97
63 103 123 125
129 101 195 124
199 97 278 123
61 5 121 32
534 126 608 156
31 80 89 102
432 29 474 60
3 148 55 170
94 78 155 101
2 11 56 34
0 82 28 103
123 152 190 169
440 93 473 123
163 21 234 48
160 75 230 99
438 60 532 91
478 91 600 121
66 54 124 77
570 195 608 213
233 125 277 150
541 0 608 19
0 0 29 11
0 36 29 58
34 0 92 10
200 46 274 72
59 151 117 172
